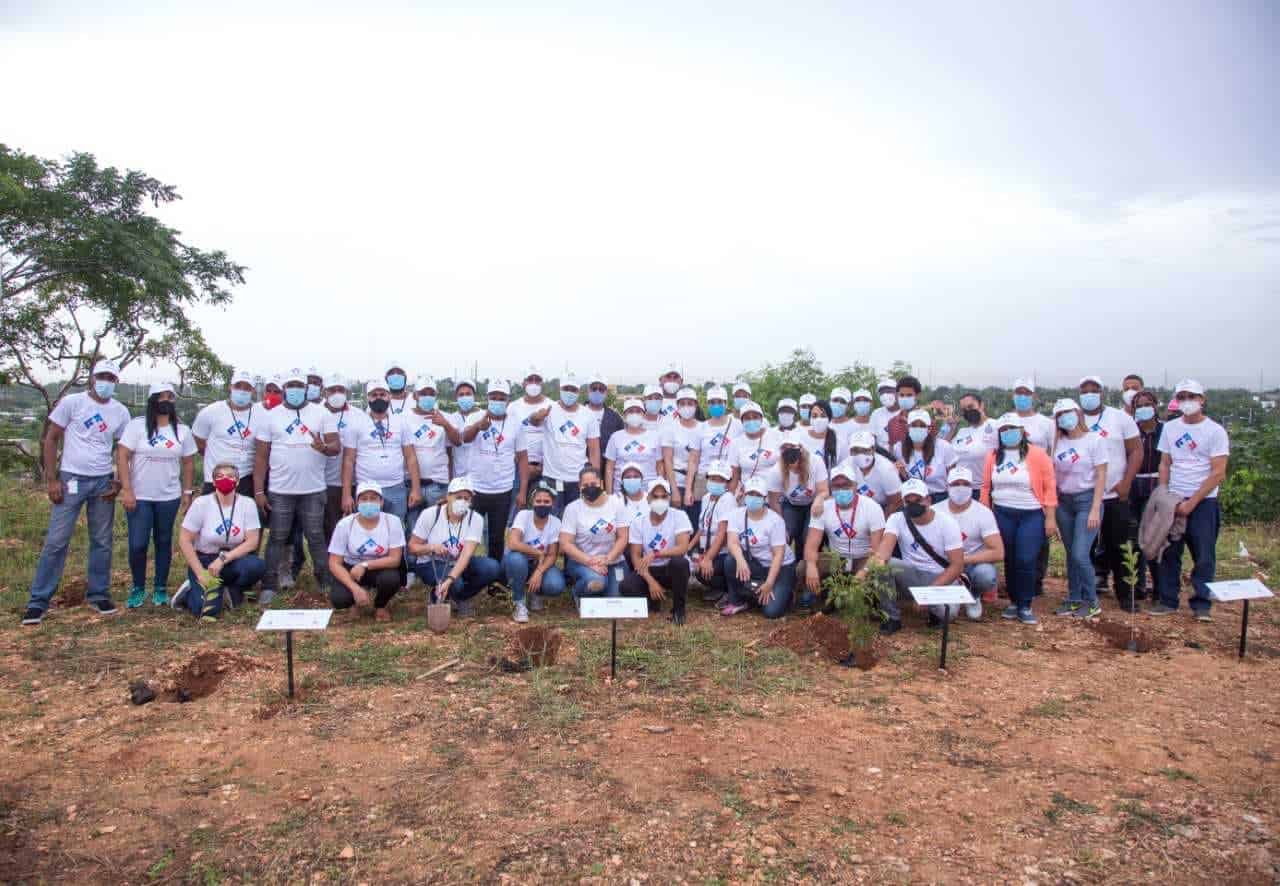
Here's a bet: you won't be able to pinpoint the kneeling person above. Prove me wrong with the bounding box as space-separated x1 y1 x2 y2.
408 477 501 617
872 478 965 633
622 479 694 624
175 463 267 619
800 464 886 605
939 467 1003 615
504 484 568 623
328 482 407 622
722 476 796 619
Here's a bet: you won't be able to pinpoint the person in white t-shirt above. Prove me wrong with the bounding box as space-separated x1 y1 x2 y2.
799 464 886 606
640 384 667 432
873 478 965 632
827 386 858 458
175 461 266 619
621 478 695 624
767 439 830 560
892 409 957 502
316 376 353 543
797 393 817 427
383 359 411 415
305 367 325 406
408 476 501 617
404 376 462 506
869 378 902 451
800 401 840 470
262 374 284 410
531 375 601 515
775 397 800 439
559 465 631 598
730 381 755 420
1078 374 1142 605
1050 398 1108 618
665 387 702 520
604 399 664 494
117 382 198 608
23 358 132 624
692 385 740 501
192 369 260 496
658 364 684 420
1152 379 1230 619
460 379 520 561
504 484 568 622
506 368 551 497
728 401 783 493
693 460 737 604
1011 378 1055 451
342 378 416 523
445 378 482 478
722 476 796 619
614 461 651 530
945 392 998 497
842 388 877 453
831 430 903 515
328 481 408 622
938 466 1003 616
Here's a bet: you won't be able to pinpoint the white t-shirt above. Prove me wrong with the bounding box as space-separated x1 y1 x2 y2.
663 420 702 475
537 403 600 483
1017 412 1056 452
893 439 957 495
1084 406 1139 500
694 418 741 476
560 496 628 563
1053 433 1106 496
119 418 198 500
463 411 519 494
342 411 408 488
869 406 901 450
951 421 998 487
728 428 784 481
323 406 354 487
989 450 1041 510
767 458 829 505
48 392 131 477
410 504 484 559
255 403 337 495
836 455 903 507
614 492 650 527
796 429 834 469
729 507 795 567
697 491 737 551
604 429 663 487
884 510 963 576
192 400 260 482
182 492 261 554
812 496 886 561
444 410 474 477
328 512 406 565
629 507 693 567
386 394 411 416
510 509 562 555
936 500 1000 558
402 410 451 484
506 397 550 465
829 418 864 462
1157 417 1230 499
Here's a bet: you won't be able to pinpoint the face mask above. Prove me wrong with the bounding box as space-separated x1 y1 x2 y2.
898 396 917 410
830 402 847 418
948 485 973 506
1013 394 1033 412
662 381 680 396
625 413 645 428
285 388 307 408
457 395 475 412
853 452 874 469
707 480 727 497
357 501 382 519
94 380 116 399
962 408 981 425
708 403 727 418
1178 399 1202 416
833 489 855 507
533 504 553 519
799 407 811 421
908 427 928 444
306 384 321 401
1079 392 1102 412
369 397 391 414
905 501 927 519
853 401 871 417
417 395 437 411
588 390 606 407
1000 429 1023 448
645 400 661 416
155 400 177 418
264 392 283 409
488 400 507 417
781 447 801 464
230 389 252 408
1122 389 1138 406
879 393 896 408
622 477 642 495
1135 406 1156 422
742 419 763 435
213 476 237 495
677 404 696 420
524 383 543 398
387 373 407 392
733 397 748 411
1057 412 1079 431
812 417 830 433
561 391 579 407
778 413 795 428
745 495 765 513
450 498 471 517
650 498 670 515
581 484 603 502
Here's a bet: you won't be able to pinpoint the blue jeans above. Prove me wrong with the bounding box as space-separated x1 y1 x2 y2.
186 552 268 617
1157 497 1220 612
1056 490 1100 605
27 472 116 613
404 480 447 564
414 556 501 602
964 562 998 594
501 552 567 603
726 559 796 619
125 497 182 591
566 559 627 599
263 491 329 592
994 506 1045 609
378 482 408 523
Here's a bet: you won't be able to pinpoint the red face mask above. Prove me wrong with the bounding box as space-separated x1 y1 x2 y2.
264 392 283 409
213 476 237 495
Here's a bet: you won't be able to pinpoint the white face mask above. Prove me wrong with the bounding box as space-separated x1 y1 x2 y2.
778 413 795 428
948 485 973 506
326 392 347 409
853 453 874 469
879 393 896 408
677 404 696 420
649 498 670 515
811 417 830 433
1121 389 1138 406
662 381 680 396
524 383 542 398
625 412 645 428
1178 399 1202 416
450 498 471 517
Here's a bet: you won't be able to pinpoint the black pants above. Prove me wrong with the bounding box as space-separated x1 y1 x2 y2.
330 564 406 609
1094 498 1135 604
323 485 345 549
550 481 579 518
472 490 513 560
620 558 690 616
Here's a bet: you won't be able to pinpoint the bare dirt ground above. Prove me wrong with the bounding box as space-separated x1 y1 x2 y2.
0 574 1277 885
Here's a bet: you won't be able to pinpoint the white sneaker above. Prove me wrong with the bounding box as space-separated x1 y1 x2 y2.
529 593 545 612
965 600 983 620
279 572 295 590
171 580 190 609
513 602 529 623
406 572 418 589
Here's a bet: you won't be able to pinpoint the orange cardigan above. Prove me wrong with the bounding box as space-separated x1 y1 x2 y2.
981 445 1057 509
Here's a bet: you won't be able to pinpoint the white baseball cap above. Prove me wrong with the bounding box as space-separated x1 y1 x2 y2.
229 369 254 387
830 386 852 402
876 377 895 391
366 377 390 394
831 464 858 483
901 478 930 499
738 400 764 417
447 476 474 495
620 460 644 476
1175 378 1205 396
948 466 974 485
742 475 770 497
676 387 697 400
487 379 512 395
284 368 307 385
731 380 752 395
560 374 582 390
266 373 285 389
852 388 873 401
996 412 1024 429
777 397 798 411
523 367 543 381
642 384 662 398
849 430 875 451
454 378 477 393
586 372 608 387
1078 375 1104 388
148 382 175 397
1012 377 1036 393
706 460 733 479
622 398 643 412
706 385 728 401
325 376 348 391
646 478 671 495
1053 397 1079 414
907 409 932 425
90 358 121 378
354 480 383 499
306 365 322 379
414 376 437 393
384 360 406 373
798 393 817 407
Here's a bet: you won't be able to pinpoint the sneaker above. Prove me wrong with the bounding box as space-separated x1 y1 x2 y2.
529 593 545 612
1054 602 1081 616
670 610 686 626
879 618 902 636
1148 603 1177 616
1000 605 1019 620
1017 608 1038 625
965 601 983 621
258 589 276 607
1194 610 1212 623
455 599 475 618
720 602 749 617
90 598 119 616
279 572 295 590
171 580 190 609
1076 603 1102 619
513 602 530 623
21 607 43 626
126 587 146 609
200 614 218 624
151 588 168 607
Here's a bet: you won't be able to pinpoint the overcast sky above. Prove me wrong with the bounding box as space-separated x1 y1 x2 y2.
4 0 1278 389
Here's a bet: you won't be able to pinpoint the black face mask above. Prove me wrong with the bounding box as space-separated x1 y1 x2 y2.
781 448 801 465
155 400 176 418
581 485 603 502
533 504 553 519
369 398 391 414
905 501 928 519
963 408 982 425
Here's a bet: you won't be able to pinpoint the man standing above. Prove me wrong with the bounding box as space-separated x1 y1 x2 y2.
22 359 132 625
462 380 520 560
1011 378 1055 451
192 370 259 496
342 379 415 523
305 367 325 405
320 376 353 543
532 375 601 515
869 378 900 450
445 379 481 480
585 373 624 464
1121 374 1145 416
1078 375 1142 607
658 364 684 420
384 360 411 415
506 368 550 506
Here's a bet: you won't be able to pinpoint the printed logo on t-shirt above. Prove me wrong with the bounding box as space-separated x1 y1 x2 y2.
708 432 727 449
413 424 438 442
1056 448 1080 465
646 533 669 552
623 439 647 454
996 461 1020 475
527 534 546 551
83 412 109 433
148 432 176 449
833 520 857 539
356 537 387 557
908 458 927 479
739 527 761 547
1174 432 1197 451
659 404 675 417
285 417 310 436
370 423 394 443
225 418 252 439
857 483 874 498
907 538 922 553
960 530 970 543
445 535 462 557
216 518 242 539
588 518 615 535
789 484 811 500
481 427 505 446
558 419 581 438
746 449 773 463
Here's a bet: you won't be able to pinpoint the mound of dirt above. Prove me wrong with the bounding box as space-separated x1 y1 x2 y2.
498 626 563 671
57 577 87 607
159 650 262 702
1086 619 1166 653
255 681 332 720
287 588 332 609
766 613 877 666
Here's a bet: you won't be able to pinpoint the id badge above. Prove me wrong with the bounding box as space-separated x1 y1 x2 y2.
66 479 78 495
554 478 564 493
613 566 624 582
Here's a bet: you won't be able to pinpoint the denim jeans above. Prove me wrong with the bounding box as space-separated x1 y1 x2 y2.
1056 490 1100 605
964 562 998 594
185 552 267 617
27 472 116 613
501 551 567 603
1156 497 1220 612
263 491 329 592
566 559 627 599
726 559 796 618
994 506 1045 609
378 482 408 523
125 497 182 591
414 556 501 602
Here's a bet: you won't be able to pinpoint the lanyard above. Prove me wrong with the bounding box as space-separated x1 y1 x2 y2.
489 416 508 456
214 494 237 548
747 434 765 477
702 493 722 549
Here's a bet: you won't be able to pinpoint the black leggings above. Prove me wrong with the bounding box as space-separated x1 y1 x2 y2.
471 490 513 560
330 565 406 609
620 558 691 616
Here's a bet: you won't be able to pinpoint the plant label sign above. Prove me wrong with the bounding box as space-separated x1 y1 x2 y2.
256 609 333 631
909 586 975 607
579 598 649 619
1206 579 1273 602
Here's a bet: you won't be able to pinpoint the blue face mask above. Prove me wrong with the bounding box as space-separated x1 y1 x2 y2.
707 480 727 497
908 427 929 444
645 400 660 416
418 395 437 411
853 401 871 417
230 389 252 408
457 395 475 412
1013 394 1033 412
387 373 407 392
830 402 847 418
1079 392 1102 412
561 391 579 407
708 403 727 418
488 400 507 417
1000 428 1023 447
799 407 811 421
1057 412 1079 431
1135 406 1156 422
94 380 116 399
588 390 606 406
898 395 917 410
742 419 763 435
733 397 748 411
622 477 642 495
306 384 321 401
285 387 307 408
745 495 765 513
833 489 856 507
357 501 382 519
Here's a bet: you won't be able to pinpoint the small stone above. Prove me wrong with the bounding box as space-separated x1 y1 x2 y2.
443 673 460 684
761 846 777 857
625 679 639 689
867 767 881 775
96 825 116 835
643 725 673 734
832 786 848 797
785 794 801 803
339 845 354 860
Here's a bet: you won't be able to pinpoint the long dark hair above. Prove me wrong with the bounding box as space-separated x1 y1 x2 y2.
899 424 936 465
811 400 838 467
995 428 1029 466
145 394 181 443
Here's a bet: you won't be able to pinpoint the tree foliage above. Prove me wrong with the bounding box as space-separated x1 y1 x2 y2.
736 348 911 410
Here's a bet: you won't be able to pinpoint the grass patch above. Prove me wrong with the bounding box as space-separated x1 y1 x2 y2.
1044 791 1098 823
297 640 412 686
526 668 584 730
884 811 907 826
1027 697 1069 719
1117 800 1190 836
1158 767 1197 782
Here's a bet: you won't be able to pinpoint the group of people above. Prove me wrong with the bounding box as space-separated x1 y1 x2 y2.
21 361 1229 636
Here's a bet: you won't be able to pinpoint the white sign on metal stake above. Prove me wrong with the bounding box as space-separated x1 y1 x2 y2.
908 586 975 607
256 609 334 631
578 597 649 619
1206 579 1273 602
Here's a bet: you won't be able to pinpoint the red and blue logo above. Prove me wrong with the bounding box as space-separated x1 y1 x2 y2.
1175 432 1197 451
83 413 108 433
558 420 580 438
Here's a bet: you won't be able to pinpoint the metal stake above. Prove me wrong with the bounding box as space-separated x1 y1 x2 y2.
940 607 951 670
611 619 618 679
1239 600 1250 660
286 630 295 698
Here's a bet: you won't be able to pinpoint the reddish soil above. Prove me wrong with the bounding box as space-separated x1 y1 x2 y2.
158 649 263 702
56 576 86 607
766 612 862 663
498 626 563 671
1087 617 1167 653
